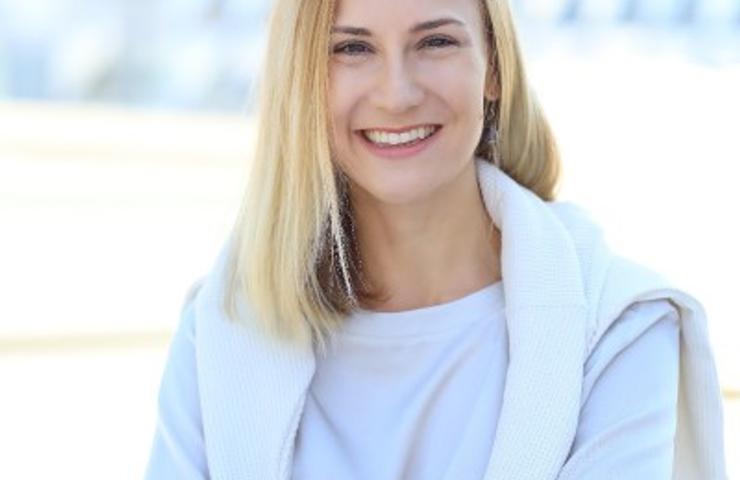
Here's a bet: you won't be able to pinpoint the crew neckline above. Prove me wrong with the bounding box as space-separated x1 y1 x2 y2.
341 280 505 338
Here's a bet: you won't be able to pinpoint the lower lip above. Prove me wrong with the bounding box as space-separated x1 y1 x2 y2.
357 127 442 159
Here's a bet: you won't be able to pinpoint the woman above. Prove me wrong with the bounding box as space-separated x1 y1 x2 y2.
145 0 726 478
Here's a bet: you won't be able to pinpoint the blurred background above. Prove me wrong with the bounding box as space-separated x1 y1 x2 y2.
1 0 738 477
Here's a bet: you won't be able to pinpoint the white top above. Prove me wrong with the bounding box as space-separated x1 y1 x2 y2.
291 282 680 480
144 159 726 480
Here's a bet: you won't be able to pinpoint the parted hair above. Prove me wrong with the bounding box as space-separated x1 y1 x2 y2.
224 0 561 352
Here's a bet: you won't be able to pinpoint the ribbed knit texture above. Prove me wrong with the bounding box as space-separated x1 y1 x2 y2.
169 158 725 479
477 162 587 479
194 251 316 480
588 257 727 480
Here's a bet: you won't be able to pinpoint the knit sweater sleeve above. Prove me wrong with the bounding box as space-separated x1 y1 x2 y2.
557 299 680 479
144 291 209 480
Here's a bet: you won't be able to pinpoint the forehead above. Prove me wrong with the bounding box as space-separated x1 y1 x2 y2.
333 0 483 31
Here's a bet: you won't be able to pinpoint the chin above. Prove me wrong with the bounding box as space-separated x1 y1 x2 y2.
353 169 451 207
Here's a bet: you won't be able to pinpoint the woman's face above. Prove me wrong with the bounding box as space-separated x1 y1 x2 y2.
329 0 495 207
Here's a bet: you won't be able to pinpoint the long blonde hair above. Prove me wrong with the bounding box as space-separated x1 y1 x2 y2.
224 0 561 352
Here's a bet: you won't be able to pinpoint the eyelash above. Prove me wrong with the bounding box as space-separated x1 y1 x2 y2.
332 36 459 56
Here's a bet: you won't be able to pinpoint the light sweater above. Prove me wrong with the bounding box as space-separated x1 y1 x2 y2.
144 158 726 479
291 282 681 480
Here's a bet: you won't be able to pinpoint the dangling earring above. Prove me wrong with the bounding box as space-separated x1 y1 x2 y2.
483 99 502 167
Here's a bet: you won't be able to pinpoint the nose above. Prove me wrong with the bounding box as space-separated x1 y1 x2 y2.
369 54 424 114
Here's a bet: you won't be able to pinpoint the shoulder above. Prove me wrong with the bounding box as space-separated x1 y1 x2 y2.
581 298 680 404
546 201 601 237
559 298 681 477
545 200 615 306
544 200 692 349
188 239 241 331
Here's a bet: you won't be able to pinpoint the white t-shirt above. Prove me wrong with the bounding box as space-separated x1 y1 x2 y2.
292 281 680 480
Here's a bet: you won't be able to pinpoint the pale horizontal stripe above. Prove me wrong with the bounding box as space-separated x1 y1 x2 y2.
0 330 172 354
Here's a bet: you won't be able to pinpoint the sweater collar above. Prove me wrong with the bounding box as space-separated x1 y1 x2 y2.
476 158 588 479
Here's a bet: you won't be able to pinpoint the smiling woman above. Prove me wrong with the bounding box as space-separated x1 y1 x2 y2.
144 0 726 479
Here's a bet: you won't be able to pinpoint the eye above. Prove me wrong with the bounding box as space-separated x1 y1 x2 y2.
332 41 372 56
420 35 458 49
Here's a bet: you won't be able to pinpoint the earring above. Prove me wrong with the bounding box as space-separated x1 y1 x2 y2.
483 100 501 167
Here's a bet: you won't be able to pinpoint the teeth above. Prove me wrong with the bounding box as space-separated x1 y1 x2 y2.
364 126 437 146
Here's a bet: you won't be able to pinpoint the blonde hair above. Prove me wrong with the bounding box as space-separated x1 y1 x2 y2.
225 0 561 351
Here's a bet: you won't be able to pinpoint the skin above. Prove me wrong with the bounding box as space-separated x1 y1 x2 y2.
329 0 502 311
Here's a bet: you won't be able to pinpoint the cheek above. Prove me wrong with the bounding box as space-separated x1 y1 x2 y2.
423 58 487 117
328 80 344 135
328 71 359 169
328 87 347 156
328 67 360 131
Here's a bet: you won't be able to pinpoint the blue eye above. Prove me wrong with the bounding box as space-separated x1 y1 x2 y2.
332 36 458 57
333 42 372 56
421 36 458 49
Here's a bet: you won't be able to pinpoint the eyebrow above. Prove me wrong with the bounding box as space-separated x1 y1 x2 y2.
331 17 465 36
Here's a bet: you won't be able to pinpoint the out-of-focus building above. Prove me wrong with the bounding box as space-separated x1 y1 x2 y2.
0 0 738 111
0 0 272 111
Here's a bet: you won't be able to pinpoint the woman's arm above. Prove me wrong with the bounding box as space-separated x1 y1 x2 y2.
558 299 681 479
144 292 209 479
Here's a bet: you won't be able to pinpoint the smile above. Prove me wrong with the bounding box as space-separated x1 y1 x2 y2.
357 124 443 159
362 125 441 148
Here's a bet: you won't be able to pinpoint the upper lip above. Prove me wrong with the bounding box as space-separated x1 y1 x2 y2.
359 124 441 133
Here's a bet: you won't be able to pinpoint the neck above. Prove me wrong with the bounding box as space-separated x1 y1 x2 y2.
350 161 501 312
